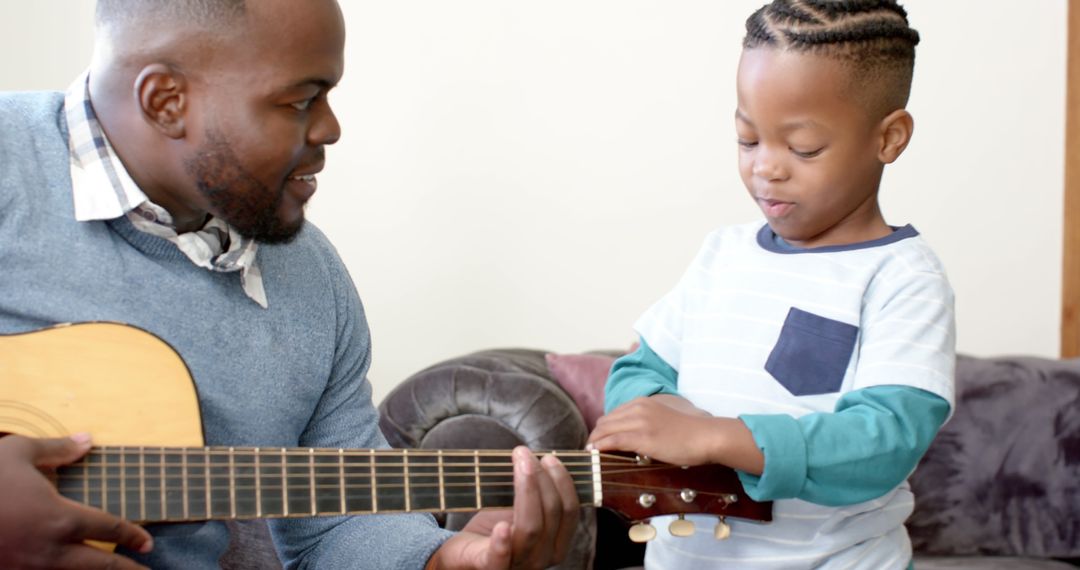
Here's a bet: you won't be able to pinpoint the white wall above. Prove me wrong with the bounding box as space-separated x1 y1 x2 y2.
2 1 1067 402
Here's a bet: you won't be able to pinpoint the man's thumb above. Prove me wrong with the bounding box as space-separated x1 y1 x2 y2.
23 433 93 467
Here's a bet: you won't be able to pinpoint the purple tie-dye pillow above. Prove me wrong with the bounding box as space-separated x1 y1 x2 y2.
907 354 1080 558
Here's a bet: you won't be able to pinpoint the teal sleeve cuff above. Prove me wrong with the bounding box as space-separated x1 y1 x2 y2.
604 337 679 413
737 386 950 505
736 414 808 501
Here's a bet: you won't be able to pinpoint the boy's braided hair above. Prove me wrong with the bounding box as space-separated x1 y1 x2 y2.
744 0 920 117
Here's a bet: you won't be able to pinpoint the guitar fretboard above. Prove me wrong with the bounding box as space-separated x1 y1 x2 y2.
55 447 602 523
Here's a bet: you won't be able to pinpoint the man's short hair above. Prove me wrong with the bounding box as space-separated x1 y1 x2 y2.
95 0 246 30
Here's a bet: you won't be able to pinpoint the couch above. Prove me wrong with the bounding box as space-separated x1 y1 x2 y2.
375 349 1080 570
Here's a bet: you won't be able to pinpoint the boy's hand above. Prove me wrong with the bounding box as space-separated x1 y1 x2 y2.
588 396 764 473
0 434 154 570
425 446 579 569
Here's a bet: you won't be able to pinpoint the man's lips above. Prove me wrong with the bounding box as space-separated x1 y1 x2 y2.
286 163 324 202
286 173 319 202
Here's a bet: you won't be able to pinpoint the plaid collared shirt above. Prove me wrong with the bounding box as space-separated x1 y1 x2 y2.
65 71 268 308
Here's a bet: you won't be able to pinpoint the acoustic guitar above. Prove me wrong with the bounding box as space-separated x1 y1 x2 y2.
0 322 771 545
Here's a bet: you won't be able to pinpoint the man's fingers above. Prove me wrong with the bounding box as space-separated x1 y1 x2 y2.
3 434 92 468
52 543 150 570
67 501 153 553
484 521 513 569
510 446 545 564
528 453 562 561
542 454 579 564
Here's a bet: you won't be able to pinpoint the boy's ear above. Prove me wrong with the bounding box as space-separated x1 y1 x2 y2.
877 109 913 164
134 63 188 140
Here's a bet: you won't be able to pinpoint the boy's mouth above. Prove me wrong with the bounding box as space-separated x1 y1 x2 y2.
758 197 793 218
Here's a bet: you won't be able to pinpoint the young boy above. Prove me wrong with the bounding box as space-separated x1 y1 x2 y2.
587 1 954 568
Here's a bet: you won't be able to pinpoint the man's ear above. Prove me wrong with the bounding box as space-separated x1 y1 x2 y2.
878 109 913 164
134 64 188 139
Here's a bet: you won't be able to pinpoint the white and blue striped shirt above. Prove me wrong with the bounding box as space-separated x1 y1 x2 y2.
634 221 955 570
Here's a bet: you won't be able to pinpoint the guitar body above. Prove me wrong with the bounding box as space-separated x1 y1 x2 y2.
0 322 205 446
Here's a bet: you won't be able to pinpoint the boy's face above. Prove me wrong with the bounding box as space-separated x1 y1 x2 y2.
735 48 889 248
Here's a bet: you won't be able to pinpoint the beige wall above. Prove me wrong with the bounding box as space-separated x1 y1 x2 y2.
2 1 1067 402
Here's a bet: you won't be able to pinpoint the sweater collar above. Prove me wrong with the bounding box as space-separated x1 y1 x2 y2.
64 71 268 308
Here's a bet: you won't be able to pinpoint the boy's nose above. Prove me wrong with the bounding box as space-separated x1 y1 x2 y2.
752 157 787 182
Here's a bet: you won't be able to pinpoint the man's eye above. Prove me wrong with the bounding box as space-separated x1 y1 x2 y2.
792 147 824 158
290 98 315 112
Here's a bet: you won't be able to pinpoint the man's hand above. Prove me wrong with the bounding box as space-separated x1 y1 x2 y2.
588 396 764 473
426 446 579 569
0 434 154 570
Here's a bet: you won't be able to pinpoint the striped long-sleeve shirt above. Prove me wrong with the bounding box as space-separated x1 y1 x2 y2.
608 221 955 570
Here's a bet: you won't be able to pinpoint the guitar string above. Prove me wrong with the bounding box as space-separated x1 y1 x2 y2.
77 447 639 458
66 481 743 512
56 464 686 481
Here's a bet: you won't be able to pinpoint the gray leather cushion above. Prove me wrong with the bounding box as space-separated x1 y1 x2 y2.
380 349 588 451
379 349 595 570
907 355 1080 559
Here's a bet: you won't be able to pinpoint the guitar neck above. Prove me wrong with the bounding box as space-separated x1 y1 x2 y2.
56 447 601 523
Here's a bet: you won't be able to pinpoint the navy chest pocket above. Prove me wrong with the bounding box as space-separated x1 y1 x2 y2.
765 307 858 396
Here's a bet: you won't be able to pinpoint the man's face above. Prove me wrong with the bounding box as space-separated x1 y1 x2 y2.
181 0 345 243
735 48 887 248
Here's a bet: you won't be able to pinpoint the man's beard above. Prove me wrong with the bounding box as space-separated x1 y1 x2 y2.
183 130 304 244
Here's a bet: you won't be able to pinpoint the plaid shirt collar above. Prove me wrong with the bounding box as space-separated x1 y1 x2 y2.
64 71 268 308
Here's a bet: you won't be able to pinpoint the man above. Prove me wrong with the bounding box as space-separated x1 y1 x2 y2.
0 0 579 568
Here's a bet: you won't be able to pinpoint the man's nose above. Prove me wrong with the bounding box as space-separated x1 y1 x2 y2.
308 103 341 146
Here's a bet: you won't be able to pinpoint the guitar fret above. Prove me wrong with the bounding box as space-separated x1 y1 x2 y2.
370 449 378 513
281 448 289 517
182 449 189 520
338 449 346 514
437 450 445 511
308 449 316 516
101 451 108 514
119 450 127 519
138 447 146 521
83 455 90 507
228 448 237 519
473 450 481 509
203 448 211 519
255 448 262 518
159 447 167 520
403 449 411 512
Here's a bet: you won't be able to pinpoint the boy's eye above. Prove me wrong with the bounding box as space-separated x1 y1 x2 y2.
737 139 758 149
792 147 824 158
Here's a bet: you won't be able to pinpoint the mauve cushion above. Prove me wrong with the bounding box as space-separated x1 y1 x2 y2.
545 352 615 431
907 354 1080 558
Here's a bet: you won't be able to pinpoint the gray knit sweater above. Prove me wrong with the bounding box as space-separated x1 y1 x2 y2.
0 91 451 569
